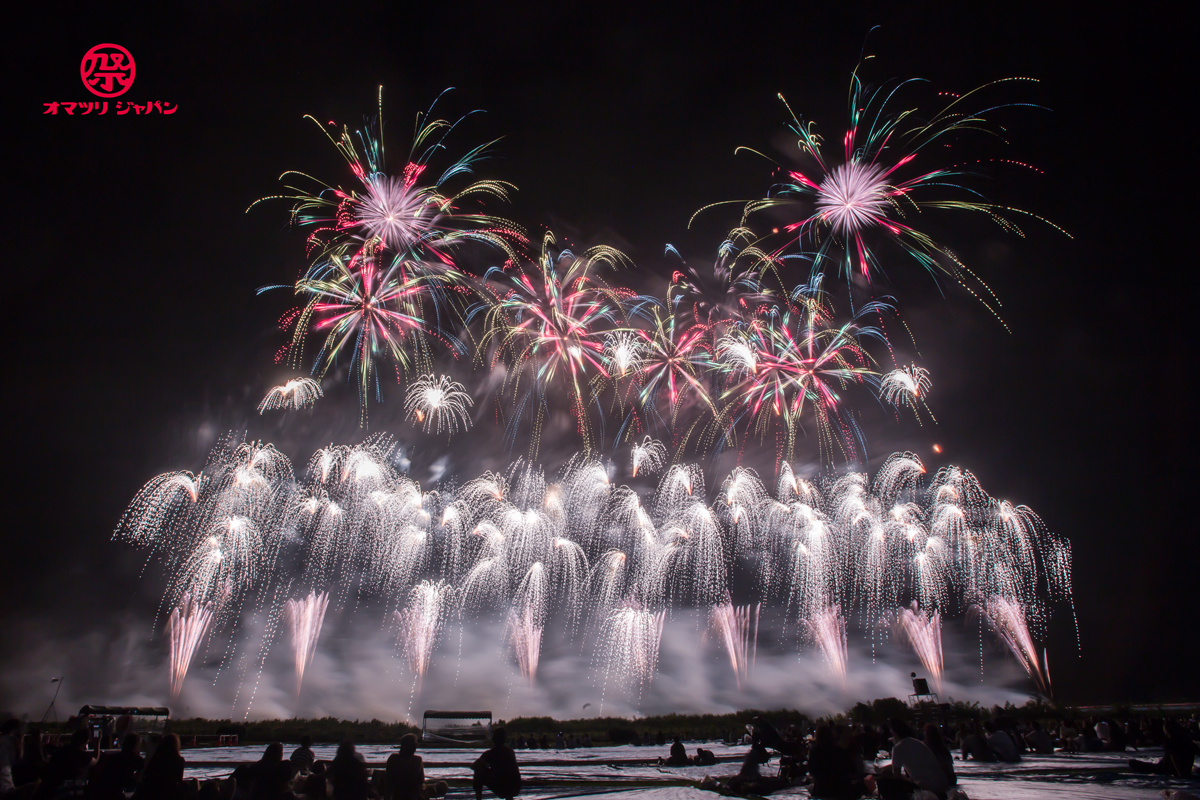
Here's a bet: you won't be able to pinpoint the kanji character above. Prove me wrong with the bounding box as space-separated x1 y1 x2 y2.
43 102 59 115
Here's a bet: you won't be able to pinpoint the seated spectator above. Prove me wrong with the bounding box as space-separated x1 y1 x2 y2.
290 738 316 776
385 735 422 800
693 748 716 766
1129 721 1198 778
1023 720 1055 754
247 743 294 800
923 724 957 789
87 733 145 800
471 729 520 800
15 729 46 788
327 742 368 800
806 725 865 800
36 729 97 800
720 742 789 796
134 734 184 800
983 719 1020 763
662 738 690 767
878 718 947 800
961 722 997 762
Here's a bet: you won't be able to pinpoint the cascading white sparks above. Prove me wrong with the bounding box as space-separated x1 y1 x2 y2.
598 604 666 704
709 596 760 690
118 434 1074 706
880 365 931 407
167 593 214 701
630 436 667 478
896 602 943 695
404 374 474 435
603 331 646 378
257 377 324 413
284 591 329 698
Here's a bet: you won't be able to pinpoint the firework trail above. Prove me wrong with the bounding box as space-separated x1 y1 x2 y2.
507 562 548 684
167 593 214 701
880 365 936 424
404 374 474 435
395 580 454 681
805 605 848 684
258 378 324 414
709 595 760 690
284 591 329 698
978 594 1051 697
896 602 943 695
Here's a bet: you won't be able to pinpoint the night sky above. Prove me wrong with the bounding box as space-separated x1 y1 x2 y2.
5 3 1194 712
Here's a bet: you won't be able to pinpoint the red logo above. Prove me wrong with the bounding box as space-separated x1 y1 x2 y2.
81 44 135 98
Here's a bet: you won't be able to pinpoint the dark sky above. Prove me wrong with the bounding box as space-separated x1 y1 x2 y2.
5 3 1194 710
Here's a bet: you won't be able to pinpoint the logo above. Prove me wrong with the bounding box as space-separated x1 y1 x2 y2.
81 44 136 98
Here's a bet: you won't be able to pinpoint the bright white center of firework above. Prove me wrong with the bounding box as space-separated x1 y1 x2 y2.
815 161 890 236
425 389 445 408
357 175 434 248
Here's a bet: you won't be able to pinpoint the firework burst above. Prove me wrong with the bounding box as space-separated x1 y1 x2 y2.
717 63 1068 321
474 233 633 455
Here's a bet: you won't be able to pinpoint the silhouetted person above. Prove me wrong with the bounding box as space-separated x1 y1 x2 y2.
1130 720 1198 777
135 733 184 800
1023 720 1054 754
37 729 98 800
983 719 1020 763
15 729 46 788
960 721 997 762
0 720 22 795
923 724 956 789
877 718 947 800
247 743 295 800
663 737 690 767
472 729 520 800
290 737 316 776
385 735 423 800
328 742 368 800
87 733 145 800
720 742 789 795
806 725 862 800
